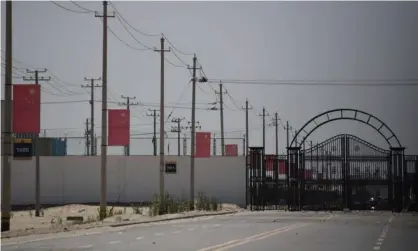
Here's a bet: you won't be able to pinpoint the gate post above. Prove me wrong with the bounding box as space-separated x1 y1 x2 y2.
414 157 418 207
248 147 264 211
287 146 301 211
390 147 406 212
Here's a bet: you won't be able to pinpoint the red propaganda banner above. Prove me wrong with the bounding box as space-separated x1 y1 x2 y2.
195 132 211 158
278 160 287 174
108 109 130 146
225 144 238 156
13 84 41 133
265 155 275 172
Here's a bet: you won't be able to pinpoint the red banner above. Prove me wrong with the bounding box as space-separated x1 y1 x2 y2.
13 84 41 133
265 155 275 172
278 160 287 174
225 144 238 156
196 132 211 158
108 109 130 146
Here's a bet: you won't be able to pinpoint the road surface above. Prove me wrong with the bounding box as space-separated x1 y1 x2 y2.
2 211 417 251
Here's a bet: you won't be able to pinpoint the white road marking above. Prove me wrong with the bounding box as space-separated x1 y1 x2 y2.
189 228 195 231
77 244 93 249
136 236 144 240
373 216 393 250
214 224 220 227
155 233 164 236
118 232 123 235
172 230 182 234
108 241 121 244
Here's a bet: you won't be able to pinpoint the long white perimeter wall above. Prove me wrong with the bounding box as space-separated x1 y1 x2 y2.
2 156 246 206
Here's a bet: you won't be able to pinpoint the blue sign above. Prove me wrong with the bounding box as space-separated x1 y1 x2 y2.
14 139 33 159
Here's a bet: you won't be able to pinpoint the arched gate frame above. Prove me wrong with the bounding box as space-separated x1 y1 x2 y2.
286 109 410 212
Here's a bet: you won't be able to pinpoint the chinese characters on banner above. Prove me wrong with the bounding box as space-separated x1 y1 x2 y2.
225 144 238 156
108 109 130 146
13 84 41 133
195 132 211 158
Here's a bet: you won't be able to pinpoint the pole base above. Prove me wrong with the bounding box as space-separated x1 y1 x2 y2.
1 216 10 232
99 208 107 221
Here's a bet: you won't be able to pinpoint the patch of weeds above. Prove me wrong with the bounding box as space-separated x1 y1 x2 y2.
196 192 220 211
132 204 143 215
50 216 63 228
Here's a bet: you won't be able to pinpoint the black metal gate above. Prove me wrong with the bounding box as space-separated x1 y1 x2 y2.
247 134 418 211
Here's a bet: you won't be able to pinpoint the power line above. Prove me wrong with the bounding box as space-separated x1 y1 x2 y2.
70 1 95 13
114 12 154 50
162 34 194 56
208 79 418 87
51 1 91 14
109 1 161 37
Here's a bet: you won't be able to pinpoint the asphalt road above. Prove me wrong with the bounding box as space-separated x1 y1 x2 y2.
1 211 417 251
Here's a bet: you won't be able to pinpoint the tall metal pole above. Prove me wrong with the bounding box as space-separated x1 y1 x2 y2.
85 118 90 156
154 37 170 205
245 99 249 155
82 77 101 156
286 121 290 149
177 120 181 156
146 109 159 156
119 95 138 156
159 37 165 202
275 112 279 156
189 54 197 209
219 82 225 156
258 107 269 151
100 1 109 220
24 69 50 217
1 0 12 232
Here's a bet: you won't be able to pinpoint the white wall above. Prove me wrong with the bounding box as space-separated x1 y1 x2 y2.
2 156 246 206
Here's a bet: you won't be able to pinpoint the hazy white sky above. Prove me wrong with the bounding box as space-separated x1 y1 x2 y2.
1 1 418 155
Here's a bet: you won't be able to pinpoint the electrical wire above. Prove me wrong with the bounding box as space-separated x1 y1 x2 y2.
114 13 154 50
51 1 91 14
109 1 161 37
162 34 194 56
70 1 95 13
208 79 418 87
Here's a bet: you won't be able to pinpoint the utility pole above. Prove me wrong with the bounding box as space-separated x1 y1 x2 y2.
85 118 91 156
82 77 101 156
286 121 292 149
146 109 160 156
23 69 50 217
2 0 12 232
270 112 279 156
95 0 115 221
118 95 138 156
242 99 252 156
188 54 200 209
171 117 185 156
258 107 270 152
183 134 187 156
154 36 170 206
213 133 216 156
215 82 227 156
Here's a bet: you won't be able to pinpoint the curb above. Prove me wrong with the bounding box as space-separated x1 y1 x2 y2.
109 210 239 228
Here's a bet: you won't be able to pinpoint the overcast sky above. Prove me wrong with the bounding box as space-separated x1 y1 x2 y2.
1 1 418 155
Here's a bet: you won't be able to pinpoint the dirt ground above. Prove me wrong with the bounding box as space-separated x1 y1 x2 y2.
1 203 242 238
